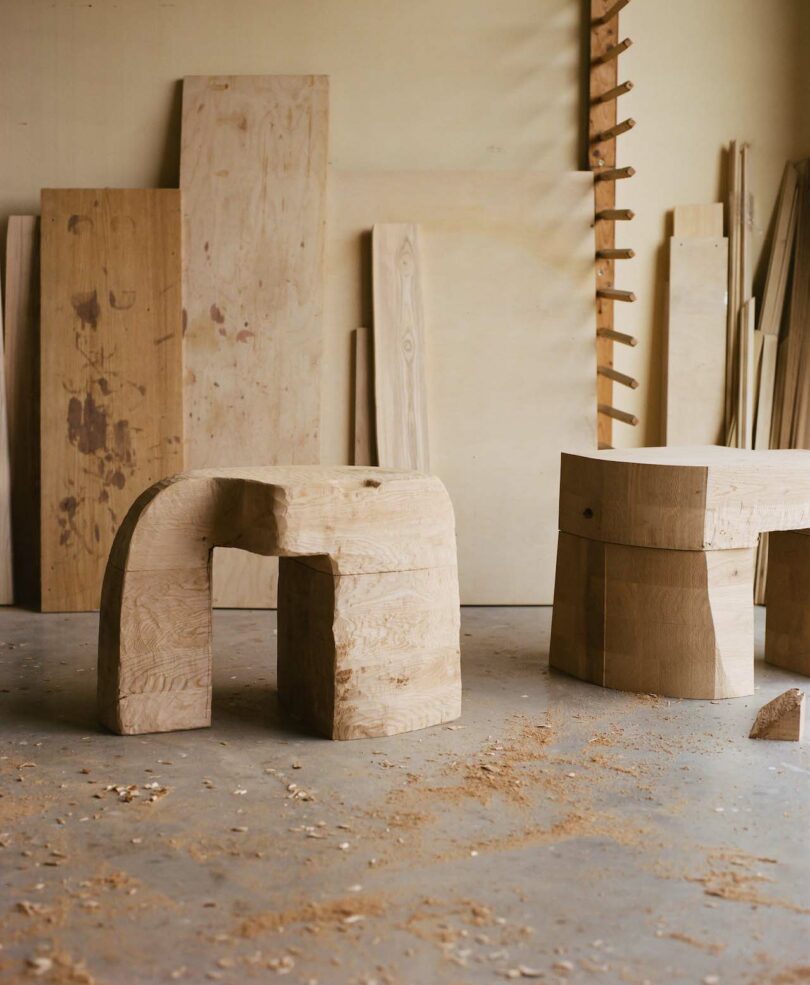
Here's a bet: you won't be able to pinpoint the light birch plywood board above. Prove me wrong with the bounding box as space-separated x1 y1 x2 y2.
325 171 596 603
665 236 728 446
372 224 430 471
672 204 724 238
181 75 329 608
4 216 40 606
40 189 183 612
0 266 12 603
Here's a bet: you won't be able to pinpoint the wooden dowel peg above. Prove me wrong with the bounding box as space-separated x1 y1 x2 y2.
593 118 636 142
592 0 631 27
592 81 634 105
596 166 636 182
598 403 639 426
597 248 635 260
597 327 638 346
597 208 634 221
598 365 639 389
593 38 632 65
598 288 636 302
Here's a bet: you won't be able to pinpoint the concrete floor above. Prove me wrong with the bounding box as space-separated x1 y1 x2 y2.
0 606 808 985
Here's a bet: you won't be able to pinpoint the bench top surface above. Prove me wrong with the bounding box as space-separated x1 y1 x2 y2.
566 446 810 470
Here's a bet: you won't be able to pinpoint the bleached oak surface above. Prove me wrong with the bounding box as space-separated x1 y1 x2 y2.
98 466 461 739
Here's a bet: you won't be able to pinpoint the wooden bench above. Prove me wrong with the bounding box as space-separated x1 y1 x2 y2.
98 466 461 739
550 446 810 699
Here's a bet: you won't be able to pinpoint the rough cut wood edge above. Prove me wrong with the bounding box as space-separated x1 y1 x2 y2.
372 224 430 472
749 688 805 741
4 216 40 607
0 256 12 603
352 328 374 466
98 466 461 739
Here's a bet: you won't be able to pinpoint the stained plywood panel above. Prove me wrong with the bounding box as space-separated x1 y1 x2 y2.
4 216 40 605
181 75 328 608
372 224 430 471
326 171 596 603
40 189 183 612
665 236 728 446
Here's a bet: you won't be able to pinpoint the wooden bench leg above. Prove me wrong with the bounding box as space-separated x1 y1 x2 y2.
550 531 755 699
766 530 810 676
278 559 461 739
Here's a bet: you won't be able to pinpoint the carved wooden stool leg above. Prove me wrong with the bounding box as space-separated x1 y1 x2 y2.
551 532 755 699
278 559 461 739
766 530 810 676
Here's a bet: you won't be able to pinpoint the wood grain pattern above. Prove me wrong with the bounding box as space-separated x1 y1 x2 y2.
0 258 12 604
766 530 810 677
665 236 728 445
352 328 374 466
326 170 595 603
98 466 460 738
749 688 805 741
181 75 328 608
40 189 183 612
4 216 40 606
672 204 724 238
372 224 429 471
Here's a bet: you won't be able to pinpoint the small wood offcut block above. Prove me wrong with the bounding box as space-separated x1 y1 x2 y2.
98 466 461 740
749 689 805 741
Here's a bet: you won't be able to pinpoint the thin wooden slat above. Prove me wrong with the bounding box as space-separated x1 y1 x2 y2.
754 333 778 450
181 75 329 608
40 189 183 612
758 163 799 337
726 141 741 434
0 264 12 603
665 236 728 445
738 299 756 449
352 327 373 467
672 204 724 239
4 216 40 606
372 224 430 472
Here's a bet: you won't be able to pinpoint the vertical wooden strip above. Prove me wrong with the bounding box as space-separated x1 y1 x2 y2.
737 299 756 449
40 189 183 612
726 141 741 436
4 216 40 605
372 224 430 472
181 75 329 607
0 262 12 603
352 327 374 467
758 164 799 338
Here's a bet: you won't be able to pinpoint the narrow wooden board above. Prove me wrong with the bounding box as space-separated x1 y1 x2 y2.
726 142 741 434
665 236 728 445
673 204 724 238
0 264 12 603
40 189 183 612
758 164 798 337
181 75 329 608
754 333 778 450
372 224 430 471
352 328 373 467
4 216 40 606
325 171 596 603
738 299 756 449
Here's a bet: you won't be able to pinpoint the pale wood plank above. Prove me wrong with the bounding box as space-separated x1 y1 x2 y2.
372 224 430 472
738 299 756 449
181 75 329 608
758 163 798 337
40 189 183 612
672 203 723 238
665 236 728 445
352 328 373 466
0 260 12 604
4 216 40 606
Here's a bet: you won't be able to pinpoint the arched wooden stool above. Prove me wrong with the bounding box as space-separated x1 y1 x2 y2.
550 446 810 699
98 466 461 739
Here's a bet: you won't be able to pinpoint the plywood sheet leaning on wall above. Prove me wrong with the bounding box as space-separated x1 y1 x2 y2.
4 217 40 606
665 234 728 445
372 224 430 471
0 266 12 603
181 75 328 608
351 328 374 467
325 171 596 603
40 189 183 612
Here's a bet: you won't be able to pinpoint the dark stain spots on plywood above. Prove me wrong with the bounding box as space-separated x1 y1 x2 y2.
112 420 132 466
182 308 188 334
67 394 107 455
154 333 175 346
210 304 225 324
236 329 255 343
109 290 136 310
67 214 92 234
96 378 112 396
109 471 126 490
71 290 101 329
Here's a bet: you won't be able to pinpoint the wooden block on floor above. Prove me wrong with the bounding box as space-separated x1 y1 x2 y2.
4 216 40 606
40 189 183 612
181 75 329 608
749 688 805 741
665 236 728 445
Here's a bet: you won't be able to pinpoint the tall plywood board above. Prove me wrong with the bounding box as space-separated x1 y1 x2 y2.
40 189 183 612
325 171 596 603
181 75 329 607
665 236 728 445
4 216 40 605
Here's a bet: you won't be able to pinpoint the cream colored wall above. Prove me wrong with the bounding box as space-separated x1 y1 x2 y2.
0 0 580 220
616 0 810 446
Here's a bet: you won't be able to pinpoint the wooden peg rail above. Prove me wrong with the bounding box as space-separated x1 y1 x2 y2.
590 0 638 445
